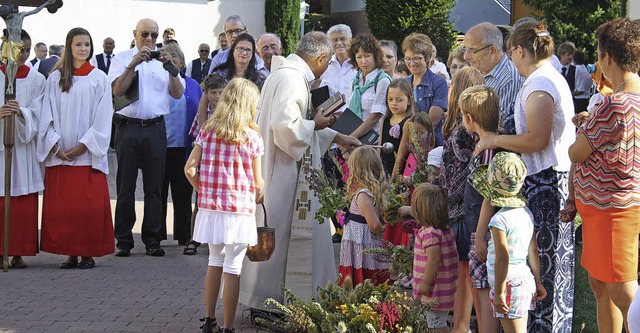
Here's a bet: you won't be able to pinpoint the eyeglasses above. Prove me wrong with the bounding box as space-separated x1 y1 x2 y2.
225 28 246 36
139 31 159 39
199 49 210 53
331 37 348 44
404 56 425 64
508 46 519 56
462 44 492 55
235 46 252 54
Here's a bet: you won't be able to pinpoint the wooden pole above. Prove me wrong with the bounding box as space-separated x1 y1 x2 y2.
2 75 14 272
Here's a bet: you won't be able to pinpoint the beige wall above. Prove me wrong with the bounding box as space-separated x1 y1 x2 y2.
18 0 266 62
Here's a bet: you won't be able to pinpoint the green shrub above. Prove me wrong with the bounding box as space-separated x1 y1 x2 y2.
265 0 301 56
364 0 457 61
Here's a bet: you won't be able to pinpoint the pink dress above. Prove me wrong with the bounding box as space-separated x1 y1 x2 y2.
413 225 458 311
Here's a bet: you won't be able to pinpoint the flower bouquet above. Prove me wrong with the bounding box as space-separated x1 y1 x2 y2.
363 240 414 285
306 167 349 225
257 276 437 333
383 182 408 226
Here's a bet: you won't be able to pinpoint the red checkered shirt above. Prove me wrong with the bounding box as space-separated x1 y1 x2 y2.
195 128 264 214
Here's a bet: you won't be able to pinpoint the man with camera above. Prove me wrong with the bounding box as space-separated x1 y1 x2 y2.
109 18 185 258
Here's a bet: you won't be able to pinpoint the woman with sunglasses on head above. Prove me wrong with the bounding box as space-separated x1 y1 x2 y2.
475 20 576 333
401 33 448 147
209 33 268 90
37 27 114 269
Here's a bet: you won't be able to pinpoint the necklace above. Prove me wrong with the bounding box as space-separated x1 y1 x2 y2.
613 75 640 94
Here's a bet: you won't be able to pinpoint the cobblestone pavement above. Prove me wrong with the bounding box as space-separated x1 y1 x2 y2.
1 150 305 333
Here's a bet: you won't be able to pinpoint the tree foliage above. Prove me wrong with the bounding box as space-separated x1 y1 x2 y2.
521 0 621 62
265 0 301 56
364 0 457 61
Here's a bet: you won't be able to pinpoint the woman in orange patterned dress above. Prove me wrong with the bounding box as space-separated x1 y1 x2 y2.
569 18 640 333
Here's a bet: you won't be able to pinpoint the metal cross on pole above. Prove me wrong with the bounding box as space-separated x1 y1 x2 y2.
0 0 60 272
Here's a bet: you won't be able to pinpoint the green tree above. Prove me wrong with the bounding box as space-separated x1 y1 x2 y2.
265 0 301 56
521 0 621 62
364 0 457 61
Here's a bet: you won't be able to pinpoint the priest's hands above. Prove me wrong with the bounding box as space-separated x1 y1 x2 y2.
334 133 361 150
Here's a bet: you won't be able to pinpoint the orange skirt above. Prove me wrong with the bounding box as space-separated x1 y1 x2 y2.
577 200 640 283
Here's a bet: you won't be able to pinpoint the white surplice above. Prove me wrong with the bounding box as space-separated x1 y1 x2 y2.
239 55 337 308
0 68 45 196
37 68 113 174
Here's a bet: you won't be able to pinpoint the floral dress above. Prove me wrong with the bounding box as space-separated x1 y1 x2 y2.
442 120 475 260
339 188 390 286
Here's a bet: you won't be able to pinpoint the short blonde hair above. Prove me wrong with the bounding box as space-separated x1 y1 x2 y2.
458 85 500 132
203 78 260 142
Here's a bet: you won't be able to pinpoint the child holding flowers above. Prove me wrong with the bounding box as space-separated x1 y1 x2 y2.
379 78 415 176
411 183 458 333
384 112 434 248
338 146 390 286
470 151 546 333
184 78 264 333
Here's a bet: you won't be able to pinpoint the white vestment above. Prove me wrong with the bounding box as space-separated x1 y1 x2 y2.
239 54 337 308
0 68 45 196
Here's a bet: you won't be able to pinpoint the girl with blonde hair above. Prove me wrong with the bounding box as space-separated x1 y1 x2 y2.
338 146 389 286
184 78 265 333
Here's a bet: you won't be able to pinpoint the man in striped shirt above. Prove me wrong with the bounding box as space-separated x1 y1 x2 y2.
464 22 523 135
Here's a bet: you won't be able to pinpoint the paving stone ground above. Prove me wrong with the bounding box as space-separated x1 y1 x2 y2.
1 150 340 333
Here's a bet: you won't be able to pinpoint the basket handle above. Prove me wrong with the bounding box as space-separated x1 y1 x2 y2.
259 203 268 228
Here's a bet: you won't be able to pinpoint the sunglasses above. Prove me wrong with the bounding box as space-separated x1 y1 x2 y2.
139 31 159 39
199 50 210 53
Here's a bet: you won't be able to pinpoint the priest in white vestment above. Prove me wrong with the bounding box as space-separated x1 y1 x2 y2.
239 32 360 308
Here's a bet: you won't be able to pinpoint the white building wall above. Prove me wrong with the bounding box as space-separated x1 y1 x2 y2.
15 0 265 62
630 0 640 20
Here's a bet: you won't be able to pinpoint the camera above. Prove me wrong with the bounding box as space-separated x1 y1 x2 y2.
149 50 161 59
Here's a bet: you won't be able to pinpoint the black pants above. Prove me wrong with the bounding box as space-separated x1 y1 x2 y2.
113 116 167 249
160 147 193 244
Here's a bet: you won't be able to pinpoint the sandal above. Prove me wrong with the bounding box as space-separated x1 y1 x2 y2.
199 317 219 333
183 241 199 255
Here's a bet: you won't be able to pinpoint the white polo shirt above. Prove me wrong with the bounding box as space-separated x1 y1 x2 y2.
109 47 185 120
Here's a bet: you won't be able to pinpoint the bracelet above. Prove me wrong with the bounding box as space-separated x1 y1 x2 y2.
52 145 60 156
331 114 337 125
125 65 135 70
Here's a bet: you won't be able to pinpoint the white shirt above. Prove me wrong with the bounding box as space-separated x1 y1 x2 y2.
38 68 113 174
345 68 391 134
514 62 574 175
574 64 592 99
89 53 114 70
108 47 185 119
430 60 450 81
321 54 357 99
0 68 45 195
550 54 563 72
27 58 40 69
